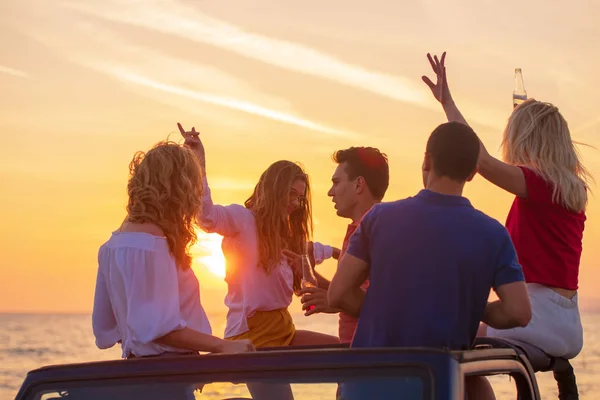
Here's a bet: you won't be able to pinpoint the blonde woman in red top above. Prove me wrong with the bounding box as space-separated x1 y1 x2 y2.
423 52 591 361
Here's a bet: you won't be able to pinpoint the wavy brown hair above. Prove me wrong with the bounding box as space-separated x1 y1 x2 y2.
245 161 313 287
126 140 204 269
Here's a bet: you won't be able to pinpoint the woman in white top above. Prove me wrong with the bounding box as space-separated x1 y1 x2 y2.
178 124 340 349
92 140 254 361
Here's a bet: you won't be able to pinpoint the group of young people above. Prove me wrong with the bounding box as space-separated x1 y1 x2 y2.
92 52 591 399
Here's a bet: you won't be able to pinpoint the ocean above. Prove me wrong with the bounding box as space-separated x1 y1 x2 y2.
1 311 599 400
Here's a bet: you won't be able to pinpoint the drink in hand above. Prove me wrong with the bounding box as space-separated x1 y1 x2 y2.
301 253 318 312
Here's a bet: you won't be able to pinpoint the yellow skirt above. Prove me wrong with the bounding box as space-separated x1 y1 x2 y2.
226 308 296 348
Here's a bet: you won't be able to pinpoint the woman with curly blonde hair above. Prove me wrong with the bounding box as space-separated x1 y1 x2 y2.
178 124 339 351
92 140 254 362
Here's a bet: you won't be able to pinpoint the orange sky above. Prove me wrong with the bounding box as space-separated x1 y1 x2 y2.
1 0 599 313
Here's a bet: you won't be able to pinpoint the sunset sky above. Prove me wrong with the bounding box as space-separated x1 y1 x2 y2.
1 0 599 314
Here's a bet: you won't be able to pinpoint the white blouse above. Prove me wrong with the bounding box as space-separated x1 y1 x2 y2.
92 232 212 358
197 177 333 338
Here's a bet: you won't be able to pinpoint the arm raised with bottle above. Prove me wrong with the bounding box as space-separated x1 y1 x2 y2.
421 53 527 199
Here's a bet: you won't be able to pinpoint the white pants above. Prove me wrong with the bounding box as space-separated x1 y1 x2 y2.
487 283 583 359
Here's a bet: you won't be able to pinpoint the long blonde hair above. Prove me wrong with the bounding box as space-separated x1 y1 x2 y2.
501 99 592 213
126 141 204 269
245 161 313 281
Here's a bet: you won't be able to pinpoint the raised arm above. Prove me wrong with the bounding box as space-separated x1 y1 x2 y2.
422 53 527 198
179 123 245 237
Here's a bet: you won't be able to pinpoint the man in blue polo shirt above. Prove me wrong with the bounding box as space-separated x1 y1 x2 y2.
328 122 532 399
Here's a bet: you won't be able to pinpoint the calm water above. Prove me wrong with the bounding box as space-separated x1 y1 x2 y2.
1 311 599 399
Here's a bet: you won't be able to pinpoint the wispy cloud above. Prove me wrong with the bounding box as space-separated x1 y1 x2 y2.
62 0 433 108
0 65 29 79
106 69 358 138
21 20 361 139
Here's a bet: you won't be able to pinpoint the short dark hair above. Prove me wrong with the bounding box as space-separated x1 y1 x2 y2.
426 122 480 182
332 147 389 200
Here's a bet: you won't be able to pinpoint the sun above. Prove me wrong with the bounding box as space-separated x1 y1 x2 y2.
193 231 227 278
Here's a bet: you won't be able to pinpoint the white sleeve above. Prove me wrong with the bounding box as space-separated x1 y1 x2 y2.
126 247 187 345
92 266 120 349
197 176 246 237
312 242 334 265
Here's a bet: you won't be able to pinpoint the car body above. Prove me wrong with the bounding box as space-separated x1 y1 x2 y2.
14 339 551 400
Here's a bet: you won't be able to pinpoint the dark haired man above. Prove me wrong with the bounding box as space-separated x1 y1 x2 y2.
329 122 532 399
300 146 389 345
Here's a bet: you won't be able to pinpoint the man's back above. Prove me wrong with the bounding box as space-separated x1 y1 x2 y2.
346 189 524 350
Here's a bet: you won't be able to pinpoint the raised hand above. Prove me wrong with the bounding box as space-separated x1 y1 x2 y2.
422 52 453 105
177 122 206 168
